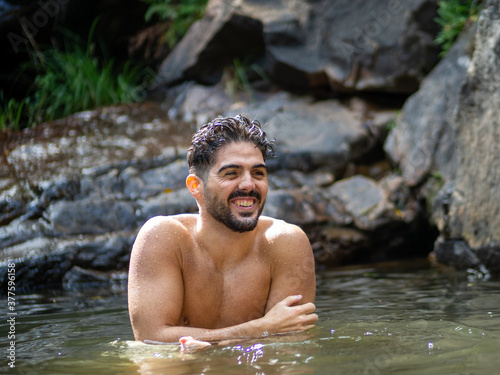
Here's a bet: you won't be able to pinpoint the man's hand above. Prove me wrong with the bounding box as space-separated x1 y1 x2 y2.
260 295 318 335
179 336 212 352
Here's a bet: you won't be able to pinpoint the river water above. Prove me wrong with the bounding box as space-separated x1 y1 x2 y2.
2 259 499 374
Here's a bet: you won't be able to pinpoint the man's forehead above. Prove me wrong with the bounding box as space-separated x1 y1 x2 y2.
211 142 265 166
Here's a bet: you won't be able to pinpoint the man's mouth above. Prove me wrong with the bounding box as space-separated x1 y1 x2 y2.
229 190 261 209
234 198 255 207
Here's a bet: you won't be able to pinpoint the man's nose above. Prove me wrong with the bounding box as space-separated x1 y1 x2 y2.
238 173 255 191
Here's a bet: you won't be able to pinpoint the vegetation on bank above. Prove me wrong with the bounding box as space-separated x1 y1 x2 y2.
0 23 146 131
434 0 483 56
140 0 208 47
1 1 208 131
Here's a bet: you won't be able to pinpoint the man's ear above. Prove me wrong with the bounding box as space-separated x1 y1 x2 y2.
186 174 202 196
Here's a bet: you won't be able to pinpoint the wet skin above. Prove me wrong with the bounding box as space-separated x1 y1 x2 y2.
128 142 317 348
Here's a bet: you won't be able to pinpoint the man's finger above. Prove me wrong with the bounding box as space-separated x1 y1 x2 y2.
283 294 303 306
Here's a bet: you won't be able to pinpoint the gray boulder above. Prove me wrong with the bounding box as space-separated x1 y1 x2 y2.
434 0 500 271
46 198 136 235
386 0 500 273
168 85 396 174
384 24 475 186
158 0 441 94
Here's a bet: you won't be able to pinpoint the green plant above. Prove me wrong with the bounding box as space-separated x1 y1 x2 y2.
434 0 482 56
386 118 398 132
141 0 208 47
34 21 145 122
1 92 26 130
224 58 253 100
224 57 268 101
432 171 443 181
30 45 143 123
0 93 36 131
2 21 147 130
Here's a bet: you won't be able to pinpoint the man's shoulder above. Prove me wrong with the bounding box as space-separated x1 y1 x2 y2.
259 217 313 265
260 216 304 233
143 214 197 228
137 214 198 243
259 216 309 245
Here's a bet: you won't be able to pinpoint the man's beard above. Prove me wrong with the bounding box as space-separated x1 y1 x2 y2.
204 189 265 233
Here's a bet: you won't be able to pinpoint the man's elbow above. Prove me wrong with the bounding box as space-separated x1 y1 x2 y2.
132 322 180 344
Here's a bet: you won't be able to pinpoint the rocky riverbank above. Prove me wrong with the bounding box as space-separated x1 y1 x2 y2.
1 0 499 294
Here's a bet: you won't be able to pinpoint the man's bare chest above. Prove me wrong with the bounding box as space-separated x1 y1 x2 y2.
180 255 272 328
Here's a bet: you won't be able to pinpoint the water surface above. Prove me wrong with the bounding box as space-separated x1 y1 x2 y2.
2 260 499 374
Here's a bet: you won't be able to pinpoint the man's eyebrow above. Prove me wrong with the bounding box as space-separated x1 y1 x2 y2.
217 163 268 174
217 164 242 174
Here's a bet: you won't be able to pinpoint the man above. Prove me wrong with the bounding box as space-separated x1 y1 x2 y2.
128 114 317 349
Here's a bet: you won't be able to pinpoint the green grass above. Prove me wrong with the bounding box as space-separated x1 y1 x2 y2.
434 0 482 56
224 57 269 101
1 23 147 131
141 0 208 47
30 44 143 123
0 92 32 131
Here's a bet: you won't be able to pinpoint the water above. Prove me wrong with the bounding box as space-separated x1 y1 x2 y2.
2 259 499 374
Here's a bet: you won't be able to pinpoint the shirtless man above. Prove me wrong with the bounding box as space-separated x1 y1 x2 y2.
128 114 317 349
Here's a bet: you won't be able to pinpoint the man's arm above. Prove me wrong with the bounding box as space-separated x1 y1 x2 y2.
128 216 317 343
264 221 317 313
128 216 187 342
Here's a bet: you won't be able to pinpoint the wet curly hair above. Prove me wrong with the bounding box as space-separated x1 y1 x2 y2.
187 114 277 180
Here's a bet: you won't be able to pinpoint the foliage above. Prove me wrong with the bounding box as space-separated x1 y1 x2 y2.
30 43 143 123
434 0 482 56
140 0 208 47
0 92 32 131
385 118 398 132
224 58 268 101
431 171 443 181
1 23 146 131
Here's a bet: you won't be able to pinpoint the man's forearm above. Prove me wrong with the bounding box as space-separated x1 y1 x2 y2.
134 295 317 344
140 318 267 344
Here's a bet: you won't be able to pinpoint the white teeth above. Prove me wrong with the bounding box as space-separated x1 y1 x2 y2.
236 200 253 207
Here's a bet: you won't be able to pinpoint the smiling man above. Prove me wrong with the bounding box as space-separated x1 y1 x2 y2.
128 114 317 349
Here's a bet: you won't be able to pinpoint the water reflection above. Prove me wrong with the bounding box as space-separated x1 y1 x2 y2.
1 260 499 374
120 339 318 375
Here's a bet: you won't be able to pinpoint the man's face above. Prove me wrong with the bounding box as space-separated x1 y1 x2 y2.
202 141 268 233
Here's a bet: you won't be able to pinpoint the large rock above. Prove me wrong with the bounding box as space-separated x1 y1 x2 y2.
0 102 192 217
0 232 135 293
168 84 396 174
386 0 500 273
157 0 265 86
47 198 136 235
262 174 431 267
384 24 475 186
158 0 441 94
265 0 441 93
436 0 500 267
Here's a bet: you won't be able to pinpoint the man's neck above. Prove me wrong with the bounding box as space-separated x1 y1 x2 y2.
194 213 259 269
